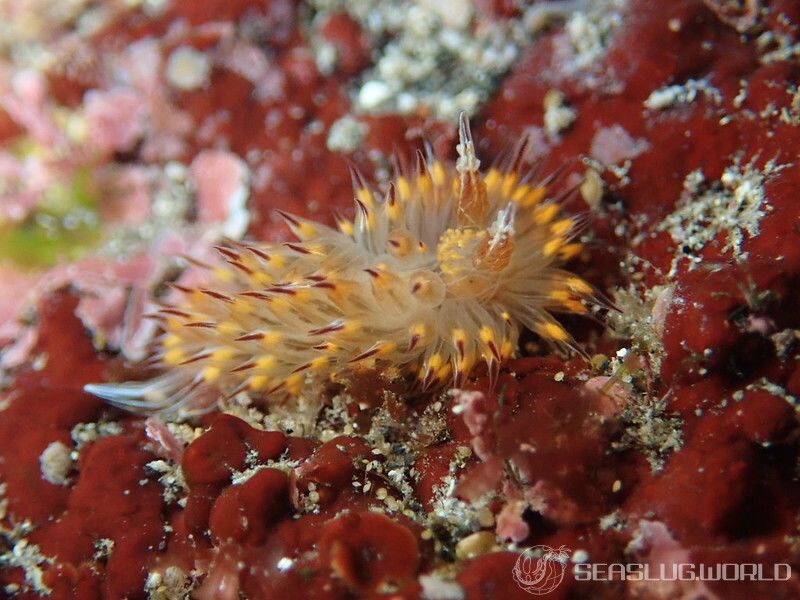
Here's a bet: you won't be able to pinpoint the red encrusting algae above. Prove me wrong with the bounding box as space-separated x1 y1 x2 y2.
2 0 800 598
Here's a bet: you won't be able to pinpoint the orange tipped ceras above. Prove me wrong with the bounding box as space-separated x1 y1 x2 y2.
85 115 595 415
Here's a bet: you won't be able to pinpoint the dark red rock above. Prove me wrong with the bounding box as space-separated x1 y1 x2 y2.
294 435 374 508
179 415 287 537
184 482 225 537
736 388 795 444
628 377 800 545
458 552 546 600
660 261 792 382
455 368 625 531
413 442 467 510
209 468 290 545
0 294 105 521
182 414 286 487
318 511 420 594
6 0 800 598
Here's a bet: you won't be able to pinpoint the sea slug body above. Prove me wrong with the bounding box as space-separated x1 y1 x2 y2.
86 115 594 415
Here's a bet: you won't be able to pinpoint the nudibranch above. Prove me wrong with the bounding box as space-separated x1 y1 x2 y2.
86 115 595 415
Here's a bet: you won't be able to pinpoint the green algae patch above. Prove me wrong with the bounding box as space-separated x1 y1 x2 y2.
0 168 101 269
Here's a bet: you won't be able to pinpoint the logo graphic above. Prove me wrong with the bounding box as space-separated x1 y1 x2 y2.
513 545 570 595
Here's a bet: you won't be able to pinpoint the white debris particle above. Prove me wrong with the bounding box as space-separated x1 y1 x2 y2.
222 388 326 438
419 573 465 599
71 421 123 448
144 566 194 600
165 422 204 446
311 0 593 119
166 46 211 91
658 157 787 274
39 441 73 486
564 9 619 71
93 538 114 561
608 284 674 375
125 0 170 16
746 378 797 406
543 89 576 137
276 557 295 571
142 0 170 17
547 0 624 88
599 510 624 531
417 0 473 30
230 458 301 486
145 459 188 504
1 539 53 596
313 39 338 75
759 31 800 65
326 115 368 152
571 549 590 563
614 390 683 472
643 78 722 111
358 80 393 110
784 85 800 126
